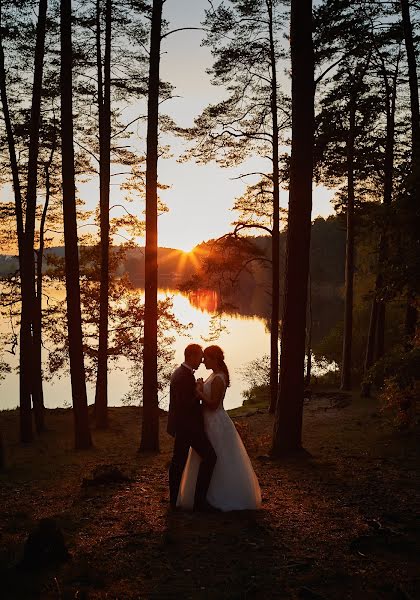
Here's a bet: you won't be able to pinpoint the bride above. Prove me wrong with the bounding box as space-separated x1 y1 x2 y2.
177 345 262 512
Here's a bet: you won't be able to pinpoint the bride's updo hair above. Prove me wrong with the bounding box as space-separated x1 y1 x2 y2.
204 345 230 387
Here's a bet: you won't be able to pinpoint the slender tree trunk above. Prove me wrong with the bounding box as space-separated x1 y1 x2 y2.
140 0 163 452
33 134 56 426
305 271 312 388
362 54 398 396
267 0 280 414
0 429 4 468
24 0 48 434
340 54 371 391
375 55 398 363
272 0 314 456
362 288 378 397
94 0 112 429
340 94 356 391
401 0 420 343
374 251 386 362
0 16 32 442
61 0 92 450
32 268 45 433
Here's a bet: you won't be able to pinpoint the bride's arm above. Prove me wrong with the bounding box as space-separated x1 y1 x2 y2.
202 377 225 411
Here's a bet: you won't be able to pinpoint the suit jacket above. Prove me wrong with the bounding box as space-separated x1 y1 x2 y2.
167 364 204 437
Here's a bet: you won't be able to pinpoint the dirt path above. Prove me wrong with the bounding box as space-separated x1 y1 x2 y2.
1 396 419 599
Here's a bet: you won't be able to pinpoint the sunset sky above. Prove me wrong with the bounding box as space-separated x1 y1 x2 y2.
0 0 336 255
116 0 335 252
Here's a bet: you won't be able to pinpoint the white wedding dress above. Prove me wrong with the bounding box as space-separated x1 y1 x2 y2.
177 373 262 511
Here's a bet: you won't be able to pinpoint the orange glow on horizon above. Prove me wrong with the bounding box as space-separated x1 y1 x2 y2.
158 245 208 274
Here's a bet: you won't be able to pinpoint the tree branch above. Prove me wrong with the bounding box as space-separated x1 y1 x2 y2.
161 27 204 40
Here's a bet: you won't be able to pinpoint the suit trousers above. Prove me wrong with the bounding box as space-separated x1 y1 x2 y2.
169 427 217 508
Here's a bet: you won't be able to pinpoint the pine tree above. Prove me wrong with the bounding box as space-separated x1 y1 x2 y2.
272 0 314 455
60 0 92 449
400 0 420 344
139 0 163 452
180 0 288 413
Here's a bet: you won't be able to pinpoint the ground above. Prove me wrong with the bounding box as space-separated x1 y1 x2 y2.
0 393 419 599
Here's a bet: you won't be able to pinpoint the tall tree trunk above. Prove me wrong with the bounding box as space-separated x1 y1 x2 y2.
401 0 420 343
374 247 386 363
362 52 399 396
0 15 32 442
34 133 56 424
25 0 48 434
340 55 371 391
375 52 398 363
361 297 378 397
340 94 356 391
140 0 163 452
272 0 314 456
61 0 92 450
305 271 312 388
94 0 112 429
0 429 4 468
267 0 280 415
32 266 45 433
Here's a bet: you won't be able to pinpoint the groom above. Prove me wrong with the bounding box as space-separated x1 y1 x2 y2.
167 344 218 512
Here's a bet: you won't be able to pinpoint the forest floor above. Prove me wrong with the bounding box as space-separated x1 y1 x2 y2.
0 392 419 599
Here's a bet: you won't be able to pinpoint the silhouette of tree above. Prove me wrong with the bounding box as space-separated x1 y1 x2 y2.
140 0 163 452
60 0 92 449
400 0 420 344
179 0 289 414
272 0 314 455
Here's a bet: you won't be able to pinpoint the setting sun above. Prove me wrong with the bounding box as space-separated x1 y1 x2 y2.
181 246 196 255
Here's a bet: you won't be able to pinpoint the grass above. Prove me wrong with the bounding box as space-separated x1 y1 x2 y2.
0 395 419 599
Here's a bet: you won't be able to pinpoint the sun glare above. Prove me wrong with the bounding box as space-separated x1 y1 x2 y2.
180 245 196 255
158 246 205 275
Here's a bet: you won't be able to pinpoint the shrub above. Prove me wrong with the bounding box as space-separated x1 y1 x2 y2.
242 384 270 407
365 346 420 429
379 377 419 429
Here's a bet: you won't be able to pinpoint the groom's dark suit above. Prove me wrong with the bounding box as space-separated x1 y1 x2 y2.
168 364 217 509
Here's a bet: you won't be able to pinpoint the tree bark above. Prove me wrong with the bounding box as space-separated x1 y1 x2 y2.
305 272 312 388
340 92 356 391
401 0 420 343
272 0 314 456
0 429 4 468
267 0 280 415
34 133 56 425
139 0 163 452
0 14 32 442
61 0 92 450
361 296 378 397
375 49 398 363
94 0 112 429
362 49 399 396
340 54 371 391
25 0 48 434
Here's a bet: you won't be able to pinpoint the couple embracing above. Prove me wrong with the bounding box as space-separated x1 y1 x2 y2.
168 344 262 512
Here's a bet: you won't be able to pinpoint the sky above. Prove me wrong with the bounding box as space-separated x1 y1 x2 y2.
0 0 335 255
151 0 333 250
112 0 335 252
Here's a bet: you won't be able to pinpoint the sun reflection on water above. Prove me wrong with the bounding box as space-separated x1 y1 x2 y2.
0 286 269 411
188 289 219 313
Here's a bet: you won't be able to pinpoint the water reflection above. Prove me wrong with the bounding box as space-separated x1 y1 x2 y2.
0 287 269 412
188 289 219 313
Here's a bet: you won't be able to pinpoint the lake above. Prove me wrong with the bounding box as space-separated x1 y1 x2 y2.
0 288 271 412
